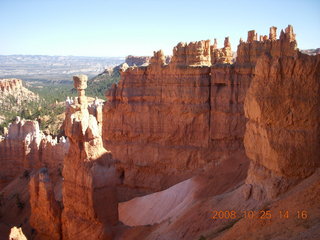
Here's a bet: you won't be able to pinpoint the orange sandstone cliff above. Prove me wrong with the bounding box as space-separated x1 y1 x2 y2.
103 37 249 198
115 25 320 240
213 26 320 240
244 27 320 199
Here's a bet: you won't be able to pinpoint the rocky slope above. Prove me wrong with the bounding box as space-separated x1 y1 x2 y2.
0 78 39 116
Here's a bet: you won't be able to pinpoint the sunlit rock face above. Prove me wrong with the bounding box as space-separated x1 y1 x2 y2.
243 25 320 199
103 37 251 197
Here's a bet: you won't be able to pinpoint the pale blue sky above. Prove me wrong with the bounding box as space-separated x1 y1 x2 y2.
0 0 319 57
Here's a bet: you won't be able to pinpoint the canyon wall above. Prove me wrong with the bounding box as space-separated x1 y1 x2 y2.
103 37 250 196
244 26 320 199
115 25 320 240
102 25 316 199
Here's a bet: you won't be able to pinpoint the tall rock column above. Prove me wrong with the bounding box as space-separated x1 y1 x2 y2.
62 75 119 240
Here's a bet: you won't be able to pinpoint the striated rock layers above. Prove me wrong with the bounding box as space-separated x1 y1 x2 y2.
103 25 313 197
244 25 320 199
103 36 249 195
61 75 119 239
114 25 320 240
0 118 68 189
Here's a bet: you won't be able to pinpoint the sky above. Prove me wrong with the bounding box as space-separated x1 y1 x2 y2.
0 0 319 57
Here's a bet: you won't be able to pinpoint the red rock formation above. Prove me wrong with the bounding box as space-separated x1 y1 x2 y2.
61 75 119 240
0 170 32 239
103 37 249 196
149 50 166 66
244 35 320 199
171 40 211 66
269 26 277 40
0 118 68 189
0 119 68 239
0 78 39 110
116 25 320 240
29 168 62 240
38 135 68 174
211 37 233 64
237 25 297 65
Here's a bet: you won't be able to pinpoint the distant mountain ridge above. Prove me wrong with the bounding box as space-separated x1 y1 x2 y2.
0 55 124 82
300 48 320 55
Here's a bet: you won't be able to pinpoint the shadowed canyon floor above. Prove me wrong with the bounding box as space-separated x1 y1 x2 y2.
0 25 319 240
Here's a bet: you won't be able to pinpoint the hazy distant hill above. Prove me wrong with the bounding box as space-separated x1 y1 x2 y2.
0 55 124 83
300 48 320 56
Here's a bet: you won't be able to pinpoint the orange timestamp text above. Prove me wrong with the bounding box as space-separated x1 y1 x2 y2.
211 210 308 220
